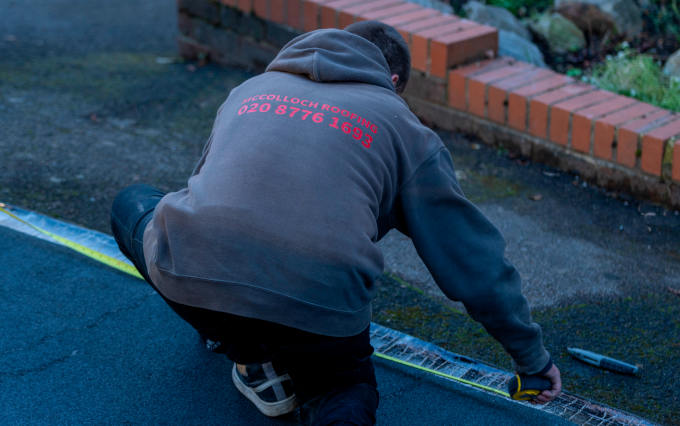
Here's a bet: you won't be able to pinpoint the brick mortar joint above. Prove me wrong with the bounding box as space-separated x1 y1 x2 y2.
662 137 677 180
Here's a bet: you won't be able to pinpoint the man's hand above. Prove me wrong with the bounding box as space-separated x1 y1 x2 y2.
533 363 562 404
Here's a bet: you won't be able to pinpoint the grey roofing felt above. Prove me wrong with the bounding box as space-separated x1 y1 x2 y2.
0 225 569 425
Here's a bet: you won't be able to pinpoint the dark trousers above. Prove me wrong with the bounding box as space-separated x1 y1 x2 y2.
110 184 378 425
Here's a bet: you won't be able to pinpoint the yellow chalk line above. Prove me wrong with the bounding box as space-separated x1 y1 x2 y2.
373 352 510 398
0 203 143 280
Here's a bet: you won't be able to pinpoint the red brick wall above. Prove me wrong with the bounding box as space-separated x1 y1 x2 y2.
177 0 680 208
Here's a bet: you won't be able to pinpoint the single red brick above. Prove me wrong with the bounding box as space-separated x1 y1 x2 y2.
177 12 192 35
487 68 554 125
466 63 532 118
641 118 680 176
641 136 666 175
382 8 440 28
320 0 363 28
270 0 286 23
412 20 473 44
360 2 421 21
641 114 680 140
411 20 471 72
428 18 477 36
394 14 457 47
429 24 497 78
468 61 532 84
447 58 514 111
303 0 318 31
617 110 672 168
491 67 553 91
338 12 353 27
253 0 269 18
336 0 402 27
286 0 303 29
528 83 594 139
548 91 616 147
338 0 395 14
507 74 573 132
237 0 253 13
396 14 456 33
673 140 680 182
570 95 637 154
593 102 659 161
304 0 336 32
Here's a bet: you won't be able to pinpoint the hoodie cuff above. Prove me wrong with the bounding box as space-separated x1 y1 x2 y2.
512 347 551 375
536 357 553 376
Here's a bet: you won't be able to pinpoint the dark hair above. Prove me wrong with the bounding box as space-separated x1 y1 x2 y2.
344 20 411 93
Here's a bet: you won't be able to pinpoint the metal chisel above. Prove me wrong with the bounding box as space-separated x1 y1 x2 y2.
567 347 639 375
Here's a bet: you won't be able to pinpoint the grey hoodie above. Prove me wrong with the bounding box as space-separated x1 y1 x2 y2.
143 29 550 374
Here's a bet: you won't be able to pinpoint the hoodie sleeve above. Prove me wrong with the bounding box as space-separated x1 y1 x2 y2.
390 147 550 375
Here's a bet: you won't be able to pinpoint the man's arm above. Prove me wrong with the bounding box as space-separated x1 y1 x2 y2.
389 147 559 395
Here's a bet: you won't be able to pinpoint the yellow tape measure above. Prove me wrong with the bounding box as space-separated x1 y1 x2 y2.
0 203 143 280
507 374 552 400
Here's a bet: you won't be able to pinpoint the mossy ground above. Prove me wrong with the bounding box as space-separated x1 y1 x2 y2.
1 50 249 233
373 273 680 425
0 51 245 139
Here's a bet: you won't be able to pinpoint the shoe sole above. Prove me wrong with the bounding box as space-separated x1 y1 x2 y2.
231 364 297 417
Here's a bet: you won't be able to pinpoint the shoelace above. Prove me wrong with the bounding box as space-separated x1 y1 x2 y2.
249 373 293 394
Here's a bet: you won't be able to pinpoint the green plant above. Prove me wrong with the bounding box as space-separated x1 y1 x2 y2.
586 46 680 112
566 68 583 77
484 0 552 17
645 0 680 43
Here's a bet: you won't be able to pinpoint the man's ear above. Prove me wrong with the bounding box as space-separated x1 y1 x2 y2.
391 74 399 87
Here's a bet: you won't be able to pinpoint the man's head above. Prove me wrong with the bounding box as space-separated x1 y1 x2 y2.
344 21 411 93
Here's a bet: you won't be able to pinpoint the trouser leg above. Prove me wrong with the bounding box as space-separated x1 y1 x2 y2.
276 327 379 426
227 323 379 425
110 183 164 284
111 184 379 424
111 184 274 362
301 383 379 426
110 184 249 350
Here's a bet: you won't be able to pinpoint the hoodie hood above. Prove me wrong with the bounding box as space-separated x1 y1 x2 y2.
265 29 395 91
